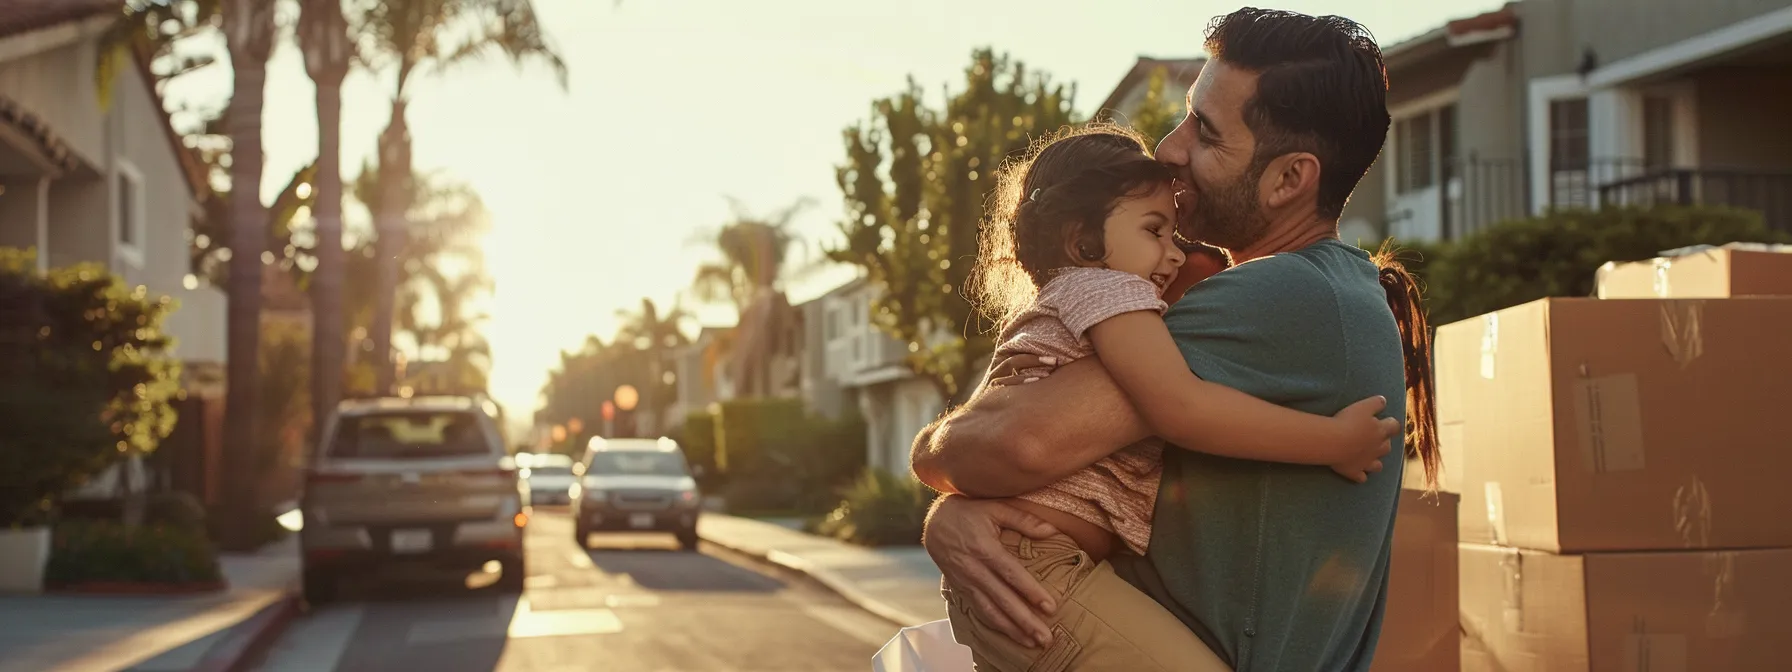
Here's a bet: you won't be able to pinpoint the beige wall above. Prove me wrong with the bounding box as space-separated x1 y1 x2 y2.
1521 0 1792 78
0 41 106 168
1696 67 1792 171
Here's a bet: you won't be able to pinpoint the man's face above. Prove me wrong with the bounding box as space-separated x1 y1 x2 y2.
1155 60 1268 250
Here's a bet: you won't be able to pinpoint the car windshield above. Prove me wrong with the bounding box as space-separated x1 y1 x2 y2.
587 451 687 477
328 411 490 459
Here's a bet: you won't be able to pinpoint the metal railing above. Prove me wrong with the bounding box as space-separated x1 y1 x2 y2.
1598 169 1792 234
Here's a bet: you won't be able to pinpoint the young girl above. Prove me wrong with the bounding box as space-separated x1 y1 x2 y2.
942 126 1394 671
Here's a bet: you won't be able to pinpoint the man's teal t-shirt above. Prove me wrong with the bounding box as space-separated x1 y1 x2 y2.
1110 239 1408 672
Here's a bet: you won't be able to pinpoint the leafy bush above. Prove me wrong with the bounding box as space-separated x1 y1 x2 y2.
45 520 222 586
815 468 938 547
0 249 182 527
1383 206 1792 326
696 399 869 514
145 492 208 532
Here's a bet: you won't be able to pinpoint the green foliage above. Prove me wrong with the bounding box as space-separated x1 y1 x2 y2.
672 410 721 491
1385 206 1792 326
832 49 1079 402
703 399 869 514
815 468 938 547
145 492 209 533
45 520 222 586
0 250 182 527
1108 66 1181 146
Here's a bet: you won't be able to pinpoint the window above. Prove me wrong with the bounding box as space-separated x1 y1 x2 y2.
1396 114 1434 193
585 451 688 477
114 160 146 262
1393 104 1455 195
1643 95 1674 171
1548 98 1590 173
327 411 492 459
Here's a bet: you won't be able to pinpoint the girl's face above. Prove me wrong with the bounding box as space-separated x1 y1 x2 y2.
1096 183 1186 295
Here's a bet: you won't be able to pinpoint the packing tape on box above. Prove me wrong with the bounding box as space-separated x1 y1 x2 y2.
1673 476 1712 548
1652 258 1675 298
1484 481 1509 546
1497 545 1524 633
1703 551 1745 640
1659 300 1705 368
1479 313 1499 380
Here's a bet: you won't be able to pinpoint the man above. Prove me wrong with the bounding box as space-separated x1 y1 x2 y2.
912 8 1439 671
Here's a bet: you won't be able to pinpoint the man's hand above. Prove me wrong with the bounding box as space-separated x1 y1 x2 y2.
1330 395 1400 483
924 495 1061 648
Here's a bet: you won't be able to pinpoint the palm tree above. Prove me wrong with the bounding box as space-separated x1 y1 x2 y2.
614 298 693 433
219 0 278 549
299 0 355 428
355 0 567 394
689 200 812 398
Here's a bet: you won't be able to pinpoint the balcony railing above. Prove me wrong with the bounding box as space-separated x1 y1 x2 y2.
1598 169 1792 234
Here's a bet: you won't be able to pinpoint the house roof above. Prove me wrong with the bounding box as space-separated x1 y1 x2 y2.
1097 57 1205 115
0 0 117 39
1382 3 1520 71
0 1 206 203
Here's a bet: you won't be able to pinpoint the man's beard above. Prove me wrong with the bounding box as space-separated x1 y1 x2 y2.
1182 168 1267 251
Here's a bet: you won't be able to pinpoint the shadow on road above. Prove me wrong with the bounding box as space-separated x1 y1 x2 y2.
584 548 785 593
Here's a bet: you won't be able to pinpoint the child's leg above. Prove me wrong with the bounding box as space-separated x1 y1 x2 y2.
943 531 1229 672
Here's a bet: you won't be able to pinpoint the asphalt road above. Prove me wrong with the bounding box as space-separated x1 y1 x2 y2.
250 510 896 672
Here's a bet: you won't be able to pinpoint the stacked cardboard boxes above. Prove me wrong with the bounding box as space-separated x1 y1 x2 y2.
1436 290 1792 670
1372 484 1462 672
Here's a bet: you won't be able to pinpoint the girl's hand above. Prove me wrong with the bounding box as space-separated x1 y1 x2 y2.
1330 396 1400 483
984 354 1058 387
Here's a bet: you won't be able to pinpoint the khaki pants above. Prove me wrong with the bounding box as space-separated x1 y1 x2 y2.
943 532 1232 672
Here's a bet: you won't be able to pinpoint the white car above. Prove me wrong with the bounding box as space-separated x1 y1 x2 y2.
520 453 577 506
570 437 702 550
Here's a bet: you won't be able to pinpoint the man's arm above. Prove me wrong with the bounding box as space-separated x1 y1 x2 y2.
910 358 1152 498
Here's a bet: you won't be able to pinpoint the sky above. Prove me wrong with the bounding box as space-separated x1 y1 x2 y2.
164 0 1502 420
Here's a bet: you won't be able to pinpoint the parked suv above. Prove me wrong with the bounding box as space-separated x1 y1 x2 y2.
572 437 701 550
299 396 526 604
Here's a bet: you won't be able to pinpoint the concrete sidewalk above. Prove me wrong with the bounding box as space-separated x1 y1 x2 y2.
0 536 300 672
697 514 945 626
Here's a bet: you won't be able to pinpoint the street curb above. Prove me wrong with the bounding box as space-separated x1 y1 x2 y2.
698 530 933 627
191 592 300 672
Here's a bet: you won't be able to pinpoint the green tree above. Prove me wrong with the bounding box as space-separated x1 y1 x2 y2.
0 250 182 528
356 0 568 394
832 49 1077 403
689 199 811 398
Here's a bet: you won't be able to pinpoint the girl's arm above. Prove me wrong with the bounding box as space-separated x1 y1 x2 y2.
1087 311 1391 476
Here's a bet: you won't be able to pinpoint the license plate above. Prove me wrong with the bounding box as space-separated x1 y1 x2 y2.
628 513 654 529
392 529 432 554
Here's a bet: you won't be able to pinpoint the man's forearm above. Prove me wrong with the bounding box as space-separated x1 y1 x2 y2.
914 359 1153 498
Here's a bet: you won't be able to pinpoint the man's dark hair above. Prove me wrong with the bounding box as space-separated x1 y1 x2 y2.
1205 8 1390 220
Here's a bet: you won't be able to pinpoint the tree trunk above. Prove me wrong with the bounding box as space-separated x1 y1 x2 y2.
372 106 411 395
311 75 346 425
222 36 270 551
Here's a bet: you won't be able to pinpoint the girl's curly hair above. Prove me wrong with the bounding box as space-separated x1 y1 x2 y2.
971 124 1177 327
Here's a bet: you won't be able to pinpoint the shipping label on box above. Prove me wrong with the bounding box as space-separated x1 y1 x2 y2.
1435 297 1792 553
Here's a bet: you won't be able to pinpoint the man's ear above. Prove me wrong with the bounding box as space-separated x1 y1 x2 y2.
1258 152 1322 211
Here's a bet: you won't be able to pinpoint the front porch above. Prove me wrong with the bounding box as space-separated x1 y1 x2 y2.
1530 5 1792 234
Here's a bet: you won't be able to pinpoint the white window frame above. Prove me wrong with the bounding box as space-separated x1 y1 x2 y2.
1528 75 1593 215
1384 88 1460 240
113 158 147 268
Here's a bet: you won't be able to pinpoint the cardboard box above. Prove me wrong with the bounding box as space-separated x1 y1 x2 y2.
1372 488 1461 672
1459 544 1792 672
1435 297 1792 552
1596 244 1792 299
